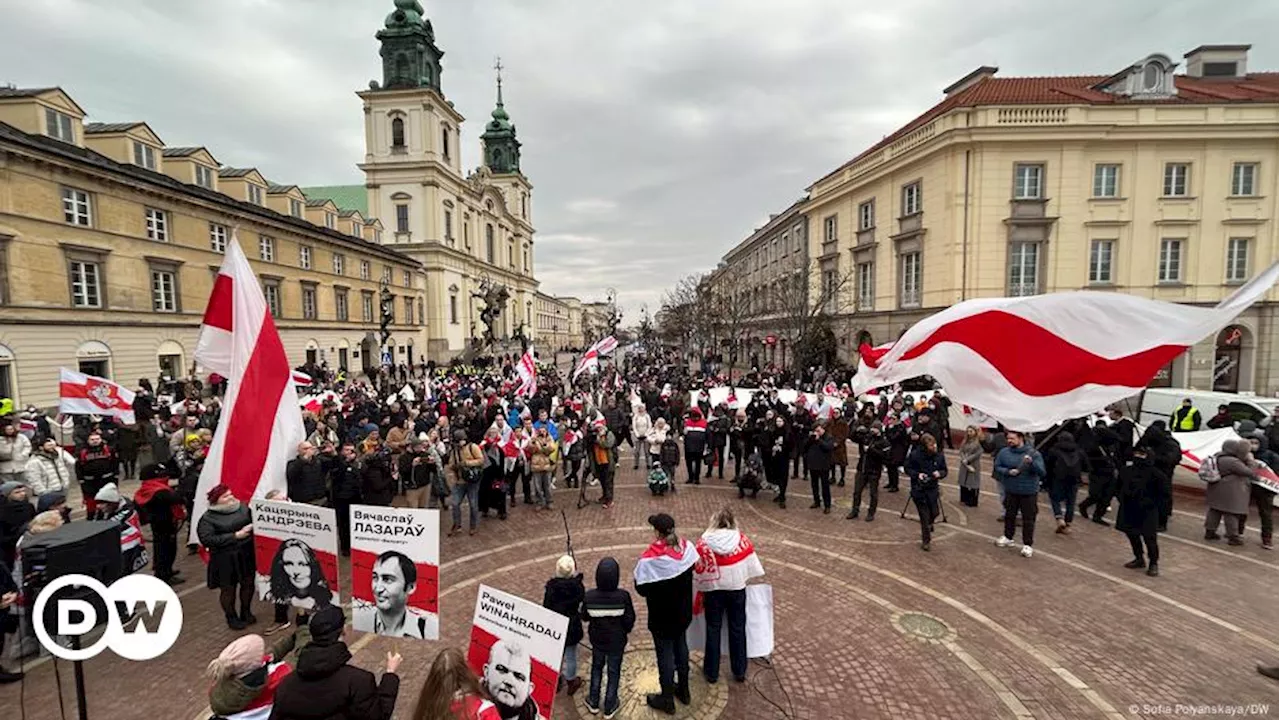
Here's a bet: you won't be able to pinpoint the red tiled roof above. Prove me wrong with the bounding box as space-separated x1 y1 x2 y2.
815 71 1279 188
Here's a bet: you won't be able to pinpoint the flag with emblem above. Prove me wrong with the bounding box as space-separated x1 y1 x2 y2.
516 347 537 397
573 336 618 381
58 368 136 424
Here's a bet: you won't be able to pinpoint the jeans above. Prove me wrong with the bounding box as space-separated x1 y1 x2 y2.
852 471 879 514
561 643 579 680
809 468 831 508
703 589 747 682
652 632 690 696
533 471 553 507
1003 492 1037 545
451 481 480 530
589 649 623 713
633 439 649 469
1049 482 1079 523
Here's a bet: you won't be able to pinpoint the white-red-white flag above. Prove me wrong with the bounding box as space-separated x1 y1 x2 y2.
516 347 537 397
851 262 1279 431
189 234 305 543
573 335 618 381
58 369 136 424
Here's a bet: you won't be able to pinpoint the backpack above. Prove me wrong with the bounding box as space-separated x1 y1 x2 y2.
1198 455 1221 484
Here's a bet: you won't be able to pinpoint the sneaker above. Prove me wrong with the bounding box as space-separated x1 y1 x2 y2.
585 698 600 715
1091 517 1110 527
603 707 620 719
1228 537 1244 546
1124 558 1146 569
995 536 1013 548
264 621 292 635
1020 545 1034 558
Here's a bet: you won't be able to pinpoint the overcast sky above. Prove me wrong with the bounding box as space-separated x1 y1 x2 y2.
2 0 1276 317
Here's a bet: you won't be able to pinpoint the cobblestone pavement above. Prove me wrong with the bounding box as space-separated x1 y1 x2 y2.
3 445 1277 720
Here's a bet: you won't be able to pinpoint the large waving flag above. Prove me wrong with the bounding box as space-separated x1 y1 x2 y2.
189 234 305 542
573 335 618 381
851 263 1278 431
516 347 537 397
58 369 136 424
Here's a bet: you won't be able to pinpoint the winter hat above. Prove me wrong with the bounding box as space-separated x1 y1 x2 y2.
308 604 345 644
206 634 266 682
94 483 122 504
37 492 66 514
0 481 23 500
555 555 576 579
206 483 233 505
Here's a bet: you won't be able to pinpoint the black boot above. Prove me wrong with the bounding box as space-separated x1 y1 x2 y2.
675 682 691 705
1146 563 1159 577
646 693 676 715
241 607 258 625
1124 557 1146 569
227 613 247 630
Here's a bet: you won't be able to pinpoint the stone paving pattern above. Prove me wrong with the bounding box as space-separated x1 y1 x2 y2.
2 444 1277 720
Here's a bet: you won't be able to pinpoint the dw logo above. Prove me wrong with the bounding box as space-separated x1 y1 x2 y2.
33 574 183 661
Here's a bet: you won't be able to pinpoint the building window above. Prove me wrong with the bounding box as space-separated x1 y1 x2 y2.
45 108 75 142
899 252 921 308
133 142 156 170
857 261 874 310
69 260 102 308
508 240 516 268
373 229 382 244
382 265 392 284
444 208 454 244
263 280 281 317
145 208 168 242
441 126 450 160
391 204 408 234
417 298 424 325
400 270 410 288
151 269 177 312
62 187 92 226
332 253 345 275
485 224 496 263
259 235 275 262
449 294 458 324
209 223 228 253
464 220 471 248
335 289 349 321
1226 238 1250 283
391 117 405 148
325 212 336 230
404 296 414 324
299 246 312 270
858 200 875 231
521 193 527 219
1231 163 1258 197
1088 239 1114 284
1162 163 1189 197
823 215 838 243
289 198 303 217
351 221 361 237
359 260 370 280
1008 242 1040 296
523 248 530 272
1093 164 1120 198
902 181 922 216
195 165 214 189
1158 238 1184 283
361 291 374 322
301 284 317 319
247 184 263 205
1013 164 1044 200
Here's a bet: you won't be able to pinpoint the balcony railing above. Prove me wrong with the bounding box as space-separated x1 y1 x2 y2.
996 107 1068 125
1009 281 1040 297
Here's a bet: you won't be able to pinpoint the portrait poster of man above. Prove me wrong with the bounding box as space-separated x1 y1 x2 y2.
468 584 569 720
349 505 440 640
251 498 340 610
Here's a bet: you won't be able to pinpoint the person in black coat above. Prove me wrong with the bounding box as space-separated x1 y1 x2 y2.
197 484 257 629
0 482 35 568
884 416 910 492
543 556 586 695
802 423 836 513
1141 422 1181 532
330 444 363 555
581 556 635 717
269 604 401 720
759 416 792 508
358 447 395 506
286 441 331 505
1047 431 1088 533
905 435 947 550
1115 444 1167 577
76 430 117 520
134 463 184 585
634 514 695 715
1080 421 1119 525
848 422 889 521
787 406 812 480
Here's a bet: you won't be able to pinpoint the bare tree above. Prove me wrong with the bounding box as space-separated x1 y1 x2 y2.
703 264 753 381
769 258 856 373
658 274 705 350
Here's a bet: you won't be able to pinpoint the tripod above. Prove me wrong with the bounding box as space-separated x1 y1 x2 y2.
898 482 949 524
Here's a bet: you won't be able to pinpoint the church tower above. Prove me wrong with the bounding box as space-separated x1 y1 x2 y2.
376 0 444 92
481 60 534 227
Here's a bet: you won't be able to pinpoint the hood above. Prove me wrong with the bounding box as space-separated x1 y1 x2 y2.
1224 438 1251 460
701 528 742 555
594 557 620 591
294 641 353 680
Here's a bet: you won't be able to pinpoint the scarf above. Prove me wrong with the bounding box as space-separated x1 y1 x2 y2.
694 529 764 592
634 537 699 586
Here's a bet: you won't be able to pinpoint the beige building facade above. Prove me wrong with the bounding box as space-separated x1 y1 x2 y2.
0 86 427 408
793 45 1278 394
534 292 583 352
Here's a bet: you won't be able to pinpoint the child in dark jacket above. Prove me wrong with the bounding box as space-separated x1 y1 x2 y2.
581 557 635 718
543 555 585 696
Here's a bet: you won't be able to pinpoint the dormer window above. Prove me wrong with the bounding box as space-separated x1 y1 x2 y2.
195 165 214 189
325 212 336 229
290 198 303 217
1141 62 1162 92
133 142 156 170
247 184 264 205
1097 54 1176 100
45 108 75 143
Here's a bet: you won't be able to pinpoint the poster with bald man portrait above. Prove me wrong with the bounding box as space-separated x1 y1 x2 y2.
469 584 569 720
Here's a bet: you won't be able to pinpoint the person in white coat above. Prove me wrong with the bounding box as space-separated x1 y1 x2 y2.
24 437 76 500
0 423 31 485
631 405 653 471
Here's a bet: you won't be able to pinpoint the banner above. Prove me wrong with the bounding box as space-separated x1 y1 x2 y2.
1175 428 1280 494
686 584 775 658
252 499 340 610
349 505 440 639
468 584 568 720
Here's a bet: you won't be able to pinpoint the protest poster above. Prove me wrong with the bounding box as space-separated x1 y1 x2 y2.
349 505 440 640
251 499 340 610
468 584 568 720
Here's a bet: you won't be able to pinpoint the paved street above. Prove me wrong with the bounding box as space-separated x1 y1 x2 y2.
2 442 1275 720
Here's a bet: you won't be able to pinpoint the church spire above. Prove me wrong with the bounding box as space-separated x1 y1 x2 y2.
373 0 444 92
483 56 521 174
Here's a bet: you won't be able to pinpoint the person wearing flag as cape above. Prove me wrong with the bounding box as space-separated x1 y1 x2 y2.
634 513 699 715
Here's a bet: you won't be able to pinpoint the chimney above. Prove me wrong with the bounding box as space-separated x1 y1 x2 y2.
943 66 998 97
1184 45 1250 78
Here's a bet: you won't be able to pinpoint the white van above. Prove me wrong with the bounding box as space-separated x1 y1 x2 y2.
1137 388 1278 429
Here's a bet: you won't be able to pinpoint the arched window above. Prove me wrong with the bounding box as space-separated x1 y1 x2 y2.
391 117 405 148
440 126 450 160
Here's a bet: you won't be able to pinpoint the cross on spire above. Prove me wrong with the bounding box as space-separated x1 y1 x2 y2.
494 56 504 106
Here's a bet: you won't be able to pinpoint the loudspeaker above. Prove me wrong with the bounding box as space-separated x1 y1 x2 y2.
22 520 122 585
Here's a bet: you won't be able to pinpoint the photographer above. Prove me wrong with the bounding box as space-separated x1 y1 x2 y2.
848 421 889 521
359 442 396 507
395 436 437 509
587 423 618 510
802 422 835 514
905 435 947 550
